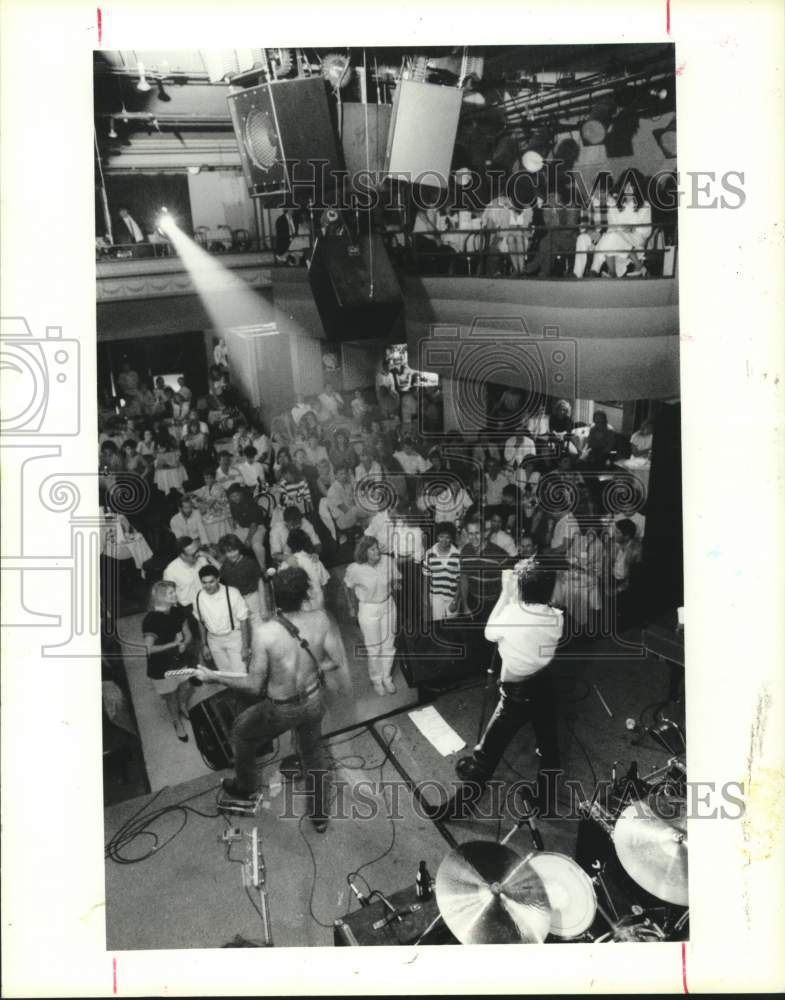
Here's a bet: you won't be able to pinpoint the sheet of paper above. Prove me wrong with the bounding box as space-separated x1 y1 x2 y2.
408 706 466 756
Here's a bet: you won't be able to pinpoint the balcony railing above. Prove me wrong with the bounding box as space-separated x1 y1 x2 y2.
97 222 678 281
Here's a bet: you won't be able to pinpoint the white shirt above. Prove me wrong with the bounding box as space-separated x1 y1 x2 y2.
291 402 315 425
163 555 211 607
289 551 330 611
486 601 564 681
485 470 512 506
489 530 518 557
504 435 537 467
365 510 395 552
269 518 320 559
216 465 243 488
194 584 248 636
345 555 399 604
394 450 430 476
120 213 144 242
317 392 343 418
421 485 473 523
169 510 209 545
237 460 267 489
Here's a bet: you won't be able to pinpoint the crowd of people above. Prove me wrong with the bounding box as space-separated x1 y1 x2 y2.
405 168 678 280
98 346 652 746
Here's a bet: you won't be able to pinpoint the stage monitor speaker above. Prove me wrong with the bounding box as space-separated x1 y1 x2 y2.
341 103 392 179
307 233 403 340
383 80 463 188
227 77 343 206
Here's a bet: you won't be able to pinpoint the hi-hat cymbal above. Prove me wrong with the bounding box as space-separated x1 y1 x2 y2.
612 799 688 906
434 841 551 944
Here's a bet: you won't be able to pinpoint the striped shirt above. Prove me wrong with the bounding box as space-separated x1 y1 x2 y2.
423 544 461 598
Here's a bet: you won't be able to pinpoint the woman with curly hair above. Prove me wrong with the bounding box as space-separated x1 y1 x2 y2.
344 536 401 695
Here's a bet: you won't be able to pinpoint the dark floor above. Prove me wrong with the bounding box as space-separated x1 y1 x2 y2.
104 635 685 950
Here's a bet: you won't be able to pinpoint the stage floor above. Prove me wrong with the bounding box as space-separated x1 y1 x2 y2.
104 640 683 950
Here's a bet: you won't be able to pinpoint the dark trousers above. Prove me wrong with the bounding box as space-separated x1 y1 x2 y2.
232 689 327 820
472 668 560 780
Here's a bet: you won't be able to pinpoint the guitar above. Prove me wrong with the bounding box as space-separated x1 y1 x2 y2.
165 667 203 686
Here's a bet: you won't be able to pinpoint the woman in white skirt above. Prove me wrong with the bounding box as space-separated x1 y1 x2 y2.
344 536 401 696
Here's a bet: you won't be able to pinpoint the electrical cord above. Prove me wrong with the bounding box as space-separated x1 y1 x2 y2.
105 784 223 864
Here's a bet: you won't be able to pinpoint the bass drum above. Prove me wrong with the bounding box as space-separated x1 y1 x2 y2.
526 852 598 941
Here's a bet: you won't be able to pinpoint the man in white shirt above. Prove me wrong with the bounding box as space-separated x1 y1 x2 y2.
215 450 243 489
269 506 321 563
170 496 209 545
484 457 512 511
291 394 316 427
438 561 563 818
163 537 216 636
364 496 399 554
194 565 251 673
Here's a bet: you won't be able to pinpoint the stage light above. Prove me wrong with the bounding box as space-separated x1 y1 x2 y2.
157 207 176 234
649 86 669 101
580 100 615 146
120 103 129 123
187 166 201 175
108 117 118 139
136 61 152 92
520 127 551 173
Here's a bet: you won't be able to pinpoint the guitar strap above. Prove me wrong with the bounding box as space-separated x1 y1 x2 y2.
274 612 324 684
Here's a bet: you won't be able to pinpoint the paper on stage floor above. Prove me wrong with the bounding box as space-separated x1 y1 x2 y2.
408 706 466 756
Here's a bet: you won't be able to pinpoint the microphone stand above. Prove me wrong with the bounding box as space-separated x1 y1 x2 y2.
476 648 500 744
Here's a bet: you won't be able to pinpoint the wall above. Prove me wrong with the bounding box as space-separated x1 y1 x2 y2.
554 113 676 188
187 170 257 235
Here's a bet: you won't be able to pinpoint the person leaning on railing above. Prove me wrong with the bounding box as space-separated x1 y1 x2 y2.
589 170 652 278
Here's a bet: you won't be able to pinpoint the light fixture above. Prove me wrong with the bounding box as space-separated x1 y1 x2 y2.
520 126 552 173
151 117 160 132
649 86 669 101
187 166 201 175
108 117 118 139
580 99 615 146
120 102 129 123
136 61 152 92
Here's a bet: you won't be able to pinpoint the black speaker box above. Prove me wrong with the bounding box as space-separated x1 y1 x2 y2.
227 77 343 205
396 620 486 690
307 233 403 340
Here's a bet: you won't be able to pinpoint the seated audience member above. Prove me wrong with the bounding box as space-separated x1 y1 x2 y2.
420 474 474 530
630 418 654 459
269 505 321 564
237 446 268 493
304 432 330 469
316 382 345 424
290 393 316 428
171 392 191 425
423 521 461 623
137 428 156 457
329 428 357 471
590 170 652 278
122 439 147 477
325 465 363 535
176 375 193 404
218 533 267 625
193 468 233 545
573 170 615 279
225 483 269 571
231 420 254 458
153 435 188 495
313 457 335 502
216 450 243 489
272 446 293 482
524 184 581 277
278 466 313 516
354 446 383 486
282 529 330 612
141 580 194 742
486 511 518 557
170 495 209 545
212 337 229 370
351 389 369 423
582 410 617 468
393 435 430 477
551 513 603 630
251 422 272 465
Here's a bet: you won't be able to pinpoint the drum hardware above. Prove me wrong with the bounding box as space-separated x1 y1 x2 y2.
590 861 620 922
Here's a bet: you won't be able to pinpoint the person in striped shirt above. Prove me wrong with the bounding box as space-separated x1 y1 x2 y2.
423 522 461 622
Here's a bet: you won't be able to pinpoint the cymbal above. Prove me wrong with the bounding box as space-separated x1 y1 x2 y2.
613 798 688 905
434 841 551 944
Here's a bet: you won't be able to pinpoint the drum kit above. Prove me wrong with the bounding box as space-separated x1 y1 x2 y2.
426 787 688 944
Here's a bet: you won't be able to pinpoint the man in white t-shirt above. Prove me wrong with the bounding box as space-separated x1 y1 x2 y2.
169 496 209 546
487 511 518 557
433 561 563 819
